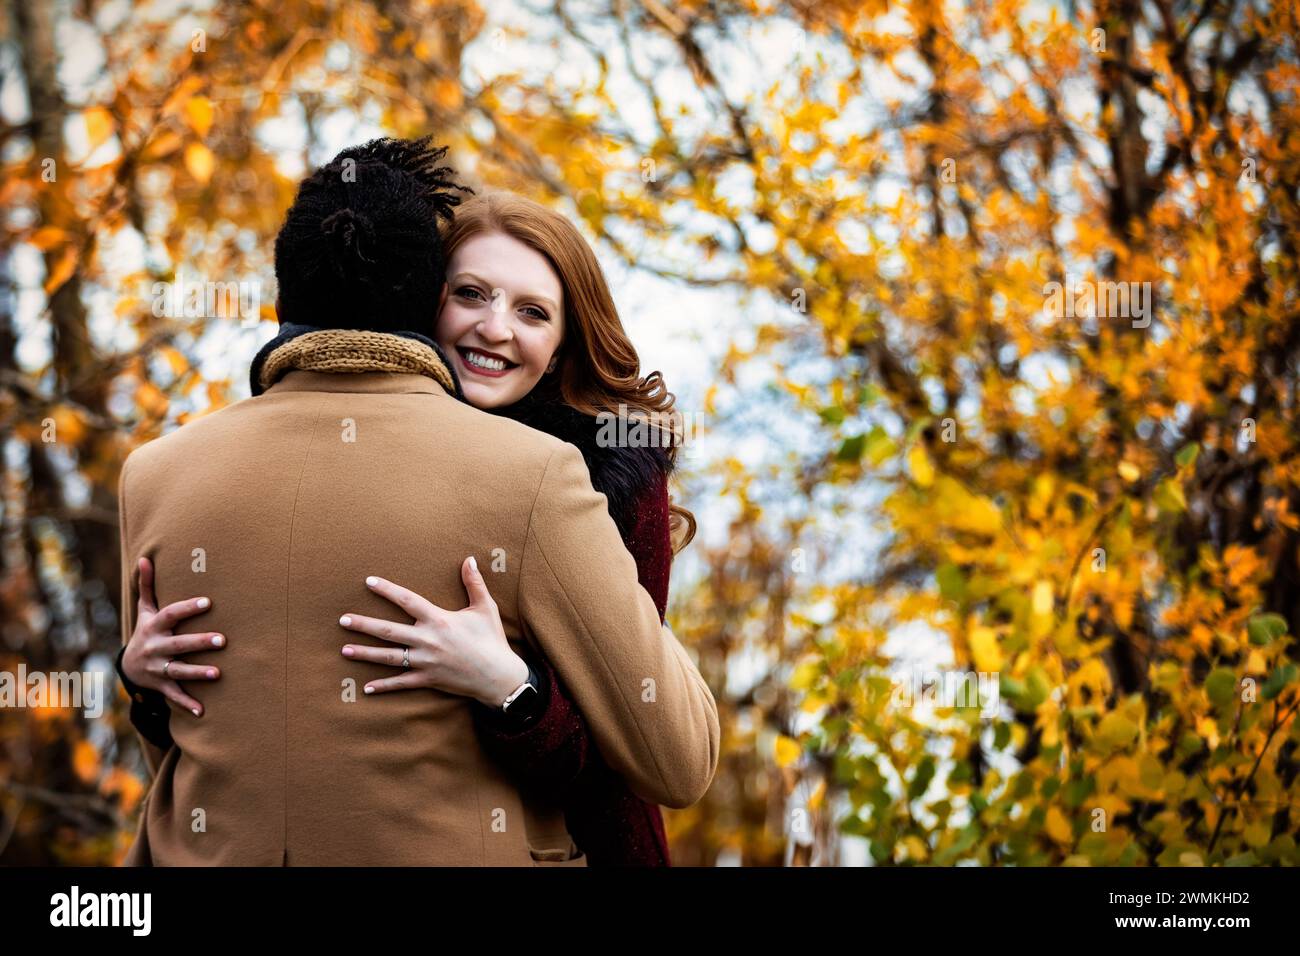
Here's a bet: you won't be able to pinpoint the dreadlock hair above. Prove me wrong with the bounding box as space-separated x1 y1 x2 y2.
273 135 471 333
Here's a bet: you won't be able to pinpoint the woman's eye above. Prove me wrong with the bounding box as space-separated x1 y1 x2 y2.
521 306 548 321
456 287 485 302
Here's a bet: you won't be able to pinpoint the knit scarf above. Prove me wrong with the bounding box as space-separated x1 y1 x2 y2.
248 325 673 539
249 323 464 399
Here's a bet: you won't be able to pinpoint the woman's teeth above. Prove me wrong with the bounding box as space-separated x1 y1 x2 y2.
464 350 509 371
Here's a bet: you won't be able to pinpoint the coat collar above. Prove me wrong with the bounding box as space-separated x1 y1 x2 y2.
250 323 464 400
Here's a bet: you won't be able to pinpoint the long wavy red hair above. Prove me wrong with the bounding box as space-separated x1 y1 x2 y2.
440 192 696 553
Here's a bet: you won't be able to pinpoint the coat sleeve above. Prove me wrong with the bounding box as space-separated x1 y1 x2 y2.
517 443 718 809
472 471 674 797
118 456 171 779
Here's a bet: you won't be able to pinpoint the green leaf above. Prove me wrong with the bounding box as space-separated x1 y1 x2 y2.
993 721 1012 750
999 676 1026 703
936 562 966 602
868 837 891 863
837 433 865 461
1096 712 1139 750
907 756 935 801
1175 442 1200 468
1262 663 1297 700
1024 667 1051 708
1205 668 1238 707
864 425 896 466
1247 613 1288 646
1154 477 1187 514
1064 775 1095 807
819 405 845 425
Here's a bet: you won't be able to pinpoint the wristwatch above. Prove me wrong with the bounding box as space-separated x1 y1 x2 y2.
498 661 544 730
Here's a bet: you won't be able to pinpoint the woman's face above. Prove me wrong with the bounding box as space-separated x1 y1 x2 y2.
434 231 565 409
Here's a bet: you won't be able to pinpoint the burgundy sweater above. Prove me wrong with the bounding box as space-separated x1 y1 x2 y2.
117 470 675 867
471 469 674 866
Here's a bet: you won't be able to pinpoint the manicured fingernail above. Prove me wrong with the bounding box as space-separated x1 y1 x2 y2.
211 635 224 647
469 556 478 573
206 668 217 678
192 708 201 716
339 615 352 627
342 646 354 657
365 576 379 587
364 685 374 694
197 597 210 609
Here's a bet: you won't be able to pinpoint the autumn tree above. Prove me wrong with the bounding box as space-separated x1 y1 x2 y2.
1 0 1295 866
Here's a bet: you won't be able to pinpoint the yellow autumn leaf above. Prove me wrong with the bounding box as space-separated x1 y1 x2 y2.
101 767 145 812
1196 715 1220 749
908 444 935 487
43 244 78 295
1032 580 1054 616
49 406 87 445
184 142 215 184
1044 806 1073 844
969 626 1003 672
790 660 820 690
141 129 184 161
28 226 69 251
184 96 215 137
774 734 802 767
160 345 189 377
83 106 115 151
433 77 463 109
73 739 100 784
136 380 169 418
902 835 929 861
1118 461 1141 483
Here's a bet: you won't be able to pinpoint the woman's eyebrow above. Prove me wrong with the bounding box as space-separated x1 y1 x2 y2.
451 271 558 311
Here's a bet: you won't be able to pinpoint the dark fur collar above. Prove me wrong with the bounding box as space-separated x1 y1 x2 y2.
490 389 673 541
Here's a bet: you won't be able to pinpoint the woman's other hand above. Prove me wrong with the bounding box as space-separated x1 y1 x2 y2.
339 556 529 707
121 556 225 717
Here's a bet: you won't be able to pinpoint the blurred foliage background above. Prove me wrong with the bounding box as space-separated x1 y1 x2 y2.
1 0 1298 866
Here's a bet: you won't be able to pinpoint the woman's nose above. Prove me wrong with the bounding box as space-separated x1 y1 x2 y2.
477 304 512 341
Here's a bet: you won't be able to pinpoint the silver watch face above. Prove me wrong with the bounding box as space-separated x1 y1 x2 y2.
503 682 539 716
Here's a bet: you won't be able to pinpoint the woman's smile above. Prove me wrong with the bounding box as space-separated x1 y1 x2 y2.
456 345 519 378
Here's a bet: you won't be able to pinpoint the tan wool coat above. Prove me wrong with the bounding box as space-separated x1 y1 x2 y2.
118 333 719 866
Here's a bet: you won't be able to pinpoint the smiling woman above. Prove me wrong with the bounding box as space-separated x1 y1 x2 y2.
435 230 566 408
416 190 701 865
